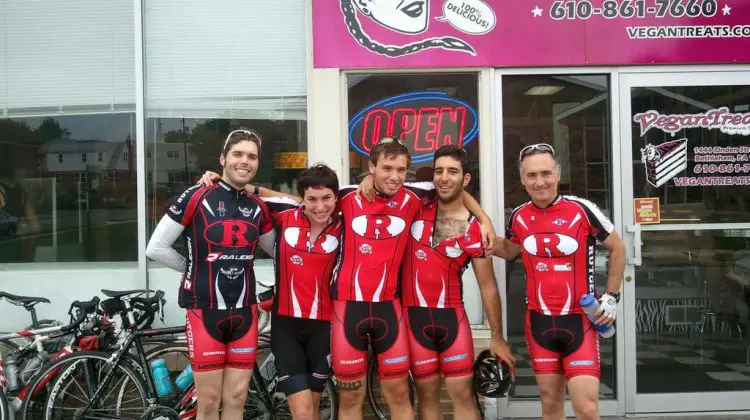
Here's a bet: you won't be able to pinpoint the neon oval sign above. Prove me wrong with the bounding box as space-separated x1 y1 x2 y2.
348 91 479 164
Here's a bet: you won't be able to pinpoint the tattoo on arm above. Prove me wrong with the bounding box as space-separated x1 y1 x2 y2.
433 214 469 246
337 380 363 392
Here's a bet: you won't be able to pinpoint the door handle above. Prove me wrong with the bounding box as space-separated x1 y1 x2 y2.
625 224 642 266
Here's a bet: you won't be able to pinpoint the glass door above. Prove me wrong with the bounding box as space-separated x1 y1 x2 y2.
619 70 750 414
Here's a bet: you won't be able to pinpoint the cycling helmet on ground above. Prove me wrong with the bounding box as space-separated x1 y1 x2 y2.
473 349 513 398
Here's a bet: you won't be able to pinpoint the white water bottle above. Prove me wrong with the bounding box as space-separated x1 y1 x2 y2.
580 294 615 338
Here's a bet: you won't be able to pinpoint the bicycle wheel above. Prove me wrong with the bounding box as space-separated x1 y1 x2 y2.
0 388 9 420
365 353 416 420
21 351 149 420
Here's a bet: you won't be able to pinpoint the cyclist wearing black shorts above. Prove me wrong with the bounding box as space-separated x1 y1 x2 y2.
147 129 273 420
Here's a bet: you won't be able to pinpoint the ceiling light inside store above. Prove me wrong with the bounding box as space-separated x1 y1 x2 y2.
524 86 564 96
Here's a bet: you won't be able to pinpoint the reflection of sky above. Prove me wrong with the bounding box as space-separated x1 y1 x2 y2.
20 114 135 142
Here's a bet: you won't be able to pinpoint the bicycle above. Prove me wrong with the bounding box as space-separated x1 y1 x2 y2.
366 352 484 419
0 294 101 419
19 289 186 419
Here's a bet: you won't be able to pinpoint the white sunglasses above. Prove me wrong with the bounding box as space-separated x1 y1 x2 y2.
223 129 262 150
518 143 556 161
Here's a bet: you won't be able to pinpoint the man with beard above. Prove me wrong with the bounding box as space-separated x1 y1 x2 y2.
147 129 273 420
363 145 515 419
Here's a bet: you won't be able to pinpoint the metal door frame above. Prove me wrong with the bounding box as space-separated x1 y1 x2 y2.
494 67 623 418
619 69 750 415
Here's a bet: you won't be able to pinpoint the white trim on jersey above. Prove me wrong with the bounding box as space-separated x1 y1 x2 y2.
562 195 615 239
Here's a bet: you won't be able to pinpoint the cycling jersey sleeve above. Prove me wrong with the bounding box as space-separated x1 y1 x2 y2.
166 184 207 227
262 197 301 224
254 196 274 235
505 204 525 244
403 182 435 199
567 196 615 243
146 216 187 272
464 218 486 259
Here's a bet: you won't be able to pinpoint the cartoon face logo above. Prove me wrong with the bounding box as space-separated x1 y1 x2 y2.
340 0 475 58
219 267 245 280
351 215 406 240
353 0 429 34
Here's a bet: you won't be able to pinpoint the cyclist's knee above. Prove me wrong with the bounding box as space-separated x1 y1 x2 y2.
196 387 221 413
381 377 411 406
444 375 474 402
221 377 251 408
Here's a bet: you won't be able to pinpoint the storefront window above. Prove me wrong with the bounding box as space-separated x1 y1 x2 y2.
346 73 481 200
144 0 307 262
501 74 615 399
631 85 750 224
0 1 136 264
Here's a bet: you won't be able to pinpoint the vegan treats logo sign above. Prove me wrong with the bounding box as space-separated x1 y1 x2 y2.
338 0 497 58
635 108 750 188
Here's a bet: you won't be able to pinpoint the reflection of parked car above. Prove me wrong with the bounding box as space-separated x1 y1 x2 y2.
0 210 19 236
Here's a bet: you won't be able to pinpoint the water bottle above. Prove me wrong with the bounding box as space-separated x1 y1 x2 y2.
21 351 51 384
580 294 615 338
150 359 173 397
5 356 20 392
174 364 193 390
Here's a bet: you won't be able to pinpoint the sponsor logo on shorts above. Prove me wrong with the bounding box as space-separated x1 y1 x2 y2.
339 358 364 365
202 351 225 356
443 353 468 363
534 358 557 363
230 347 256 354
568 360 595 366
383 355 408 365
415 358 438 366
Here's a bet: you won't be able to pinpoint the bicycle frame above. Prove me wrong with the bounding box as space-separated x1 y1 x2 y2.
74 317 186 416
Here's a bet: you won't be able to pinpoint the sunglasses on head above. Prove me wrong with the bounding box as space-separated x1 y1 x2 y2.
224 129 262 150
518 143 556 161
376 136 406 147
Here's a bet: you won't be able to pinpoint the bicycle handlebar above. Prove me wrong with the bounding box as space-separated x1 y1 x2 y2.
63 296 100 333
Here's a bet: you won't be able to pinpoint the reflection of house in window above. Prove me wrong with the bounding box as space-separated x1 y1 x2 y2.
81 153 87 163
167 150 179 159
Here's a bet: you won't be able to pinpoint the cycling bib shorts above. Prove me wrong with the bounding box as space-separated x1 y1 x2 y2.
271 313 332 395
405 306 474 380
331 300 410 381
186 306 258 372
525 310 600 380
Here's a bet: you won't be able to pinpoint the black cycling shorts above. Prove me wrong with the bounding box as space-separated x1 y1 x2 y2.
271 313 331 395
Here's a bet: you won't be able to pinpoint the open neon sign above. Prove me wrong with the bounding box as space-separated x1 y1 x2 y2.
349 91 478 164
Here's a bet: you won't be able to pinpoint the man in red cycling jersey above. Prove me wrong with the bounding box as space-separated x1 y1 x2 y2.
490 144 626 420
146 129 273 420
400 146 515 420
332 138 494 420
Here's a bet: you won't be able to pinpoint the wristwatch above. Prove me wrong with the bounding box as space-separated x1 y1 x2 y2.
252 185 260 195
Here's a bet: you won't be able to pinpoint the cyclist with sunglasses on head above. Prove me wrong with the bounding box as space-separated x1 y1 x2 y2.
488 143 626 420
201 137 496 420
147 128 275 420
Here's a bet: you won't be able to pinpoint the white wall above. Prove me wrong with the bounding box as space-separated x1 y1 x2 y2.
0 264 141 331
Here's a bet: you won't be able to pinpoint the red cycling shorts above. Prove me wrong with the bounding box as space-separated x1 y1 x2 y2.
405 306 474 381
185 306 258 372
525 310 600 380
331 300 410 382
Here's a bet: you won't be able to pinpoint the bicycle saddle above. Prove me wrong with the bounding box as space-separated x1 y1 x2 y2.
0 292 51 306
101 289 152 299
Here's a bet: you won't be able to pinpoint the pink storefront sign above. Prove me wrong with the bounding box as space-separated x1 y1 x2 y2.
313 0 750 68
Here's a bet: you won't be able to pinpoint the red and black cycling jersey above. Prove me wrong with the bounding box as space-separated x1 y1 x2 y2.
506 195 614 316
331 183 434 302
401 199 484 308
263 197 343 321
167 181 273 310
